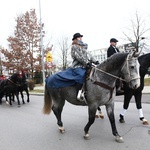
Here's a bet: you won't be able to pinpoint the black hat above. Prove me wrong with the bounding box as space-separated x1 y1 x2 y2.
72 33 83 40
110 38 118 43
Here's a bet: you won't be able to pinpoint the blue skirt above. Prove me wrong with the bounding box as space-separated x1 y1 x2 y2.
46 67 86 88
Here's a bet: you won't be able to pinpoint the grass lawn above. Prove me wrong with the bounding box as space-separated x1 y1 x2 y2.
144 77 150 86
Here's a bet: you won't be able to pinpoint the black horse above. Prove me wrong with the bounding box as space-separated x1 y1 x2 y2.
97 53 150 125
5 73 30 106
0 73 21 105
119 53 150 125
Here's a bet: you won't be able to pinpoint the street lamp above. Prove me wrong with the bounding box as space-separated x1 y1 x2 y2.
39 0 45 87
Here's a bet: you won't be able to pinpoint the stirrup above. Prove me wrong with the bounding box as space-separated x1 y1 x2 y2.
77 90 86 102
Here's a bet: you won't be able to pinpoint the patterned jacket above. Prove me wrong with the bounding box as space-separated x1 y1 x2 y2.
71 40 96 68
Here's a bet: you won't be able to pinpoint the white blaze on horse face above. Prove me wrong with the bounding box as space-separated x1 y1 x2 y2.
122 55 140 89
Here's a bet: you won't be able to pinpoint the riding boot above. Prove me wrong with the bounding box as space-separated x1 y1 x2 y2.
76 84 86 102
119 114 125 123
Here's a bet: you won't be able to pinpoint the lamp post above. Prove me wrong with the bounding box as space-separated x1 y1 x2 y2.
39 0 45 87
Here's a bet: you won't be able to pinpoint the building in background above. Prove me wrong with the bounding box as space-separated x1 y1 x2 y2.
90 42 150 63
90 45 125 63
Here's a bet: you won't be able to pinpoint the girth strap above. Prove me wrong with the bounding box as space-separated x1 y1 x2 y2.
93 81 115 100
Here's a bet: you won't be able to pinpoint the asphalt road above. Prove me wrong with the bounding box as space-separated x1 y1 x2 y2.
0 95 150 150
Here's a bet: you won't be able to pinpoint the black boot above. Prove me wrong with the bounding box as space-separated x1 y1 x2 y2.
119 114 125 123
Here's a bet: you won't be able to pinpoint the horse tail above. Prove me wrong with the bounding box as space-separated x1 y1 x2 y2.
43 84 52 115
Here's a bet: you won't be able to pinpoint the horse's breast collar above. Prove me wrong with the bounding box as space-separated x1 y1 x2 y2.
87 67 115 100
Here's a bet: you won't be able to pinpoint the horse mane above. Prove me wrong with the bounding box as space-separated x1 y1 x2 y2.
97 52 128 71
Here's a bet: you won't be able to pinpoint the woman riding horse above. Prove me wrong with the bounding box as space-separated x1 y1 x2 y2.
46 33 99 101
71 33 99 100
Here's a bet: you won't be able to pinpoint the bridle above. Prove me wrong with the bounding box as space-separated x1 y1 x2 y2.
120 54 140 83
90 54 140 83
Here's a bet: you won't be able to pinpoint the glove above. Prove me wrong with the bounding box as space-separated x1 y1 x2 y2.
94 61 99 65
86 62 92 68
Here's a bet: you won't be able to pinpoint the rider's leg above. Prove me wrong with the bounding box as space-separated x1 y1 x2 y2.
77 83 86 101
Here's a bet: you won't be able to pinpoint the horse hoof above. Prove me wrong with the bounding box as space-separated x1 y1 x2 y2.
83 133 90 140
115 136 124 143
99 114 104 119
142 119 149 125
6 101 10 105
95 114 104 119
59 126 65 133
18 105 21 107
95 115 99 118
119 119 125 123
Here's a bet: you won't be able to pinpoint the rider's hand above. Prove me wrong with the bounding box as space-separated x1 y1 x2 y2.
86 62 92 68
94 61 99 65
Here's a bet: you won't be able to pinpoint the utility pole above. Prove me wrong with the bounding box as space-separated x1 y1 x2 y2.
0 49 2 75
39 0 45 87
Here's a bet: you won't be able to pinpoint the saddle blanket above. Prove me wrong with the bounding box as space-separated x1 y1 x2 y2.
46 67 86 88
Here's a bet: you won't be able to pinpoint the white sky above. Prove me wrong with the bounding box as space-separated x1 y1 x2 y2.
0 0 150 51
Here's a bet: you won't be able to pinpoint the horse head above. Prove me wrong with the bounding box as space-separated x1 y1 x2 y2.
120 51 140 89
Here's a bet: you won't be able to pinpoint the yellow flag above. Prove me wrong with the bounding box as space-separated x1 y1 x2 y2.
46 52 53 62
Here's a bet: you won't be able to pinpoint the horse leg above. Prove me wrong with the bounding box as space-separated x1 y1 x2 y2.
9 94 12 105
6 93 8 103
134 92 149 125
20 91 25 104
95 107 104 119
105 103 124 143
84 105 97 140
11 93 15 102
15 92 21 107
25 88 30 103
52 99 65 133
119 92 133 123
0 92 4 104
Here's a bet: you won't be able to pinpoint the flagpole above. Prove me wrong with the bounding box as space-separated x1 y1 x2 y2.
39 0 45 87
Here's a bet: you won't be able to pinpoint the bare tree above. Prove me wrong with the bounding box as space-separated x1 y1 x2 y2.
123 11 150 52
57 35 71 70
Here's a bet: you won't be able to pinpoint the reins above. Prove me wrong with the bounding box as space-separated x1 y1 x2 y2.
92 67 126 82
7 78 21 86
